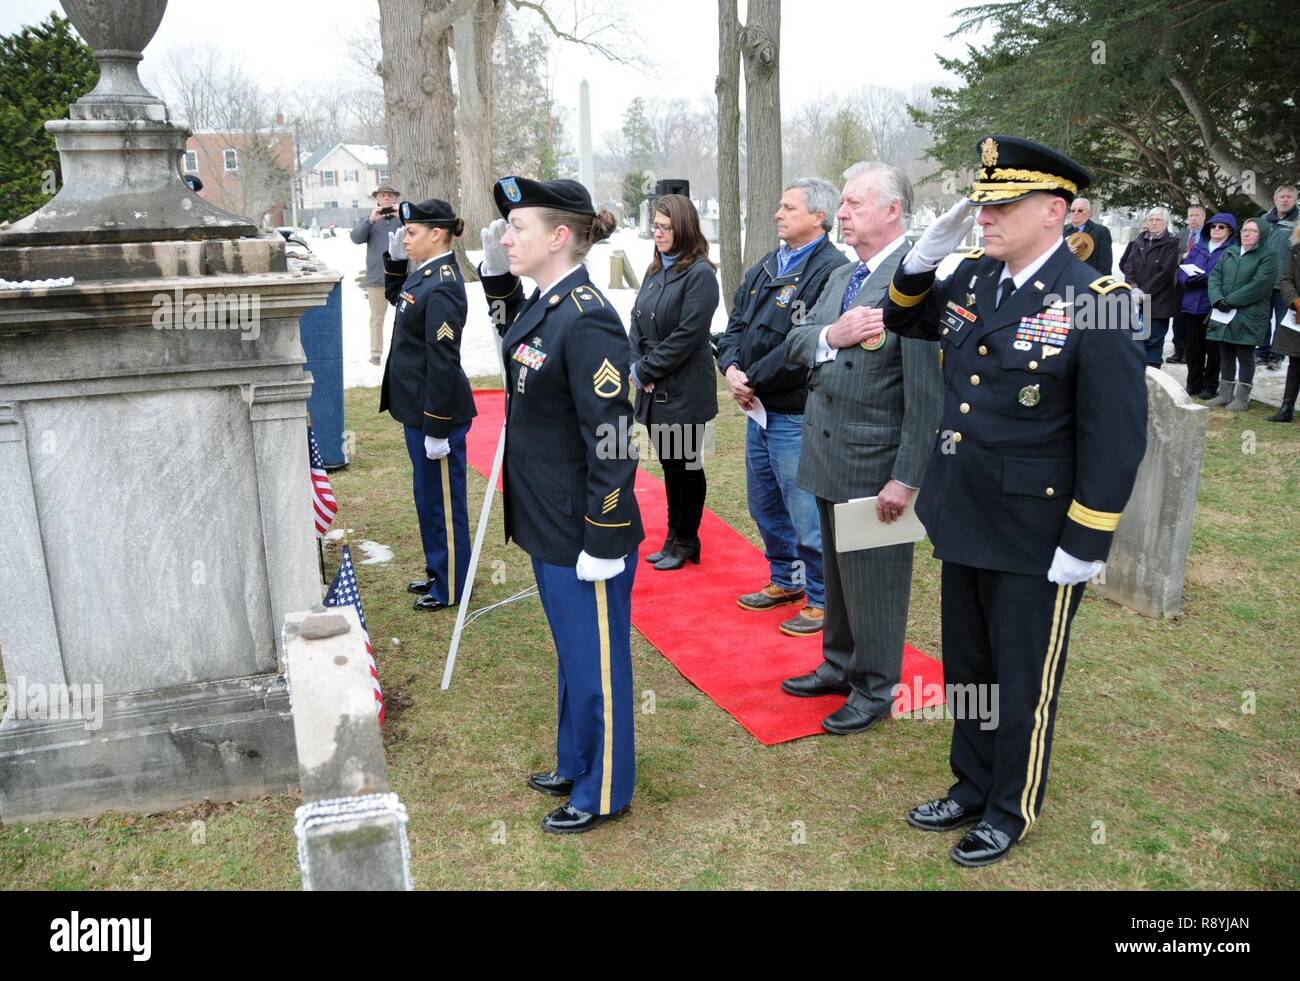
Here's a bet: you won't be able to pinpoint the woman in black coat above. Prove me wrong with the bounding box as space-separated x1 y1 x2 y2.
628 195 721 570
1121 207 1180 367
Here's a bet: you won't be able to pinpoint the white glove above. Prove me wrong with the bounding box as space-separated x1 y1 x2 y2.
480 218 510 276
575 550 625 582
387 228 407 261
1047 547 1104 585
424 435 450 460
904 197 977 274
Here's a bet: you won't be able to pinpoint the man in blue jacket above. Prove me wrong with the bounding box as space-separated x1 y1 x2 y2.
716 179 849 636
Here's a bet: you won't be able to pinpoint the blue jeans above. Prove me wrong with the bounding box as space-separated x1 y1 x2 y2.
1143 316 1172 367
745 412 824 609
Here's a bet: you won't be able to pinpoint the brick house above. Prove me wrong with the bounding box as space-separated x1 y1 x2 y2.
182 129 295 227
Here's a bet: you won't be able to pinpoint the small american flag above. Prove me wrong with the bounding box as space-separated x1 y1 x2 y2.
323 545 385 723
308 426 338 537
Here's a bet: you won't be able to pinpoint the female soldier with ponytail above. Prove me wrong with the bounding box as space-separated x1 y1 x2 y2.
380 199 476 612
477 177 644 834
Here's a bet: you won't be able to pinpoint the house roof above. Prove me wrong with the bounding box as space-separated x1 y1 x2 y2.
300 143 389 173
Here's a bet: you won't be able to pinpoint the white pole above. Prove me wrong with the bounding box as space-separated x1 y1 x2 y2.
441 339 511 691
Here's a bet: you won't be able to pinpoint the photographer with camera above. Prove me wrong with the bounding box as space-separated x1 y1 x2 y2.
351 182 403 365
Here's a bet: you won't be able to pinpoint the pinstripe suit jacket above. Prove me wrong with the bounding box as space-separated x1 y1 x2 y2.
785 242 944 504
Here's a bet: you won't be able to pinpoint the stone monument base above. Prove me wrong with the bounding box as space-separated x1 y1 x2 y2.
0 673 297 823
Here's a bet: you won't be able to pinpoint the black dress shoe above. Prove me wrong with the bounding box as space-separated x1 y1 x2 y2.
780 672 850 698
540 802 629 834
407 577 433 595
645 533 677 564
821 702 886 735
413 594 451 612
950 820 1014 867
906 797 984 832
527 770 574 797
653 538 700 570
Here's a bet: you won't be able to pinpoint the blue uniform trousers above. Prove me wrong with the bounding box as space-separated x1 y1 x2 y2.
403 421 471 605
531 551 637 815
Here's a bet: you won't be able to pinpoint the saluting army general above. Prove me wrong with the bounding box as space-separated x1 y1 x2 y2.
477 176 644 834
869 136 1148 867
379 199 476 612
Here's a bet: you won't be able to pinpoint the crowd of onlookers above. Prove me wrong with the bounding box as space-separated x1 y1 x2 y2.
1118 185 1299 421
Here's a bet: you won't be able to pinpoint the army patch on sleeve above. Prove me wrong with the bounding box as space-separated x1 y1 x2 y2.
437 322 455 342
602 489 620 515
592 358 621 398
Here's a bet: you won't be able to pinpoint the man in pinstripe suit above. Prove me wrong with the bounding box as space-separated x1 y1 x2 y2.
780 162 944 735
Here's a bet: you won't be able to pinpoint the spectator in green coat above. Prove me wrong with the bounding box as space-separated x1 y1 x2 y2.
1206 218 1278 412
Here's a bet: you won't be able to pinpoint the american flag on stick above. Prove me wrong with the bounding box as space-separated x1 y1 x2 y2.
323 545 385 723
308 426 338 537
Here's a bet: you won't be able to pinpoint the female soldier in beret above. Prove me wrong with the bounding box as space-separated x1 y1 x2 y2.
379 199 477 612
477 176 644 834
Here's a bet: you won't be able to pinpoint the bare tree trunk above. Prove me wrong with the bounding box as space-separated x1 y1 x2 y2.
453 0 506 276
741 0 780 271
1169 71 1273 211
377 0 458 208
716 0 742 304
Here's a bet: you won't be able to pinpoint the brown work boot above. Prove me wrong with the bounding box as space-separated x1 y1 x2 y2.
737 582 806 611
780 606 825 636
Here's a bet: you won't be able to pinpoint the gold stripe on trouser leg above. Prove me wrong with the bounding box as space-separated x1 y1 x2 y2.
1026 583 1074 831
594 580 614 814
439 457 455 601
1019 583 1071 839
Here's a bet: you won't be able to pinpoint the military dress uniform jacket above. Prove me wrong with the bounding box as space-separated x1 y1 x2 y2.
480 266 644 566
883 242 1148 575
379 252 477 438
715 237 850 414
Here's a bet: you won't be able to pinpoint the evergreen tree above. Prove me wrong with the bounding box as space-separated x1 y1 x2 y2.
0 15 97 224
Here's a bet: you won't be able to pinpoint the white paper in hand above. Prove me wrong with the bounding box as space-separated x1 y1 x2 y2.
1282 309 1298 331
833 495 926 552
1209 307 1237 324
1178 263 1204 276
744 397 767 430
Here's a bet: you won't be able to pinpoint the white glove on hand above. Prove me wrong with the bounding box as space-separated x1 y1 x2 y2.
424 435 450 460
387 228 407 261
575 550 625 582
1047 547 1103 586
480 218 510 276
904 197 977 274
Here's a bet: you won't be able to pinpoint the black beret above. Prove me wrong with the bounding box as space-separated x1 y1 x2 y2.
399 198 459 227
494 176 595 218
969 135 1092 206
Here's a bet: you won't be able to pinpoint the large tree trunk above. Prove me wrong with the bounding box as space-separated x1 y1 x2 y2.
378 0 458 208
741 0 781 271
1168 71 1273 211
453 0 505 265
716 0 742 305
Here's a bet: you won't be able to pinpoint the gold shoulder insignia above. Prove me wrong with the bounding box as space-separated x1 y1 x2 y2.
956 248 985 260
439 264 456 280
592 358 621 398
571 285 607 312
423 268 433 277
1089 275 1130 294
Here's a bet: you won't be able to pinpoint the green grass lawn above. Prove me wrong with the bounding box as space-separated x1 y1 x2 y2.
2 376 1296 890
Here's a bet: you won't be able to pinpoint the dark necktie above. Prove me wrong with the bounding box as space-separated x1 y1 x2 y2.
840 261 870 314
996 278 1017 310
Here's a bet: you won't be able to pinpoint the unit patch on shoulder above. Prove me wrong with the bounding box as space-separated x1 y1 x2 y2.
592 358 621 398
1089 275 1131 294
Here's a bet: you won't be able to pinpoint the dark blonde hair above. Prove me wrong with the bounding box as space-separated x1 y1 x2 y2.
648 194 715 275
537 208 617 261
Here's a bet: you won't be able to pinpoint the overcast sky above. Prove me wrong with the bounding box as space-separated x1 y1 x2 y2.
3 0 987 144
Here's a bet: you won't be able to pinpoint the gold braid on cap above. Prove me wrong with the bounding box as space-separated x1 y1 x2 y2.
972 167 1079 200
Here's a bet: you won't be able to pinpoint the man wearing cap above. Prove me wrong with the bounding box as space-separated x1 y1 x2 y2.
477 176 643 834
874 136 1148 866
379 198 476 611
352 182 403 365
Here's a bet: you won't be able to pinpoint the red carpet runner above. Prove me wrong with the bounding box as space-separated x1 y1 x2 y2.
466 390 945 745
